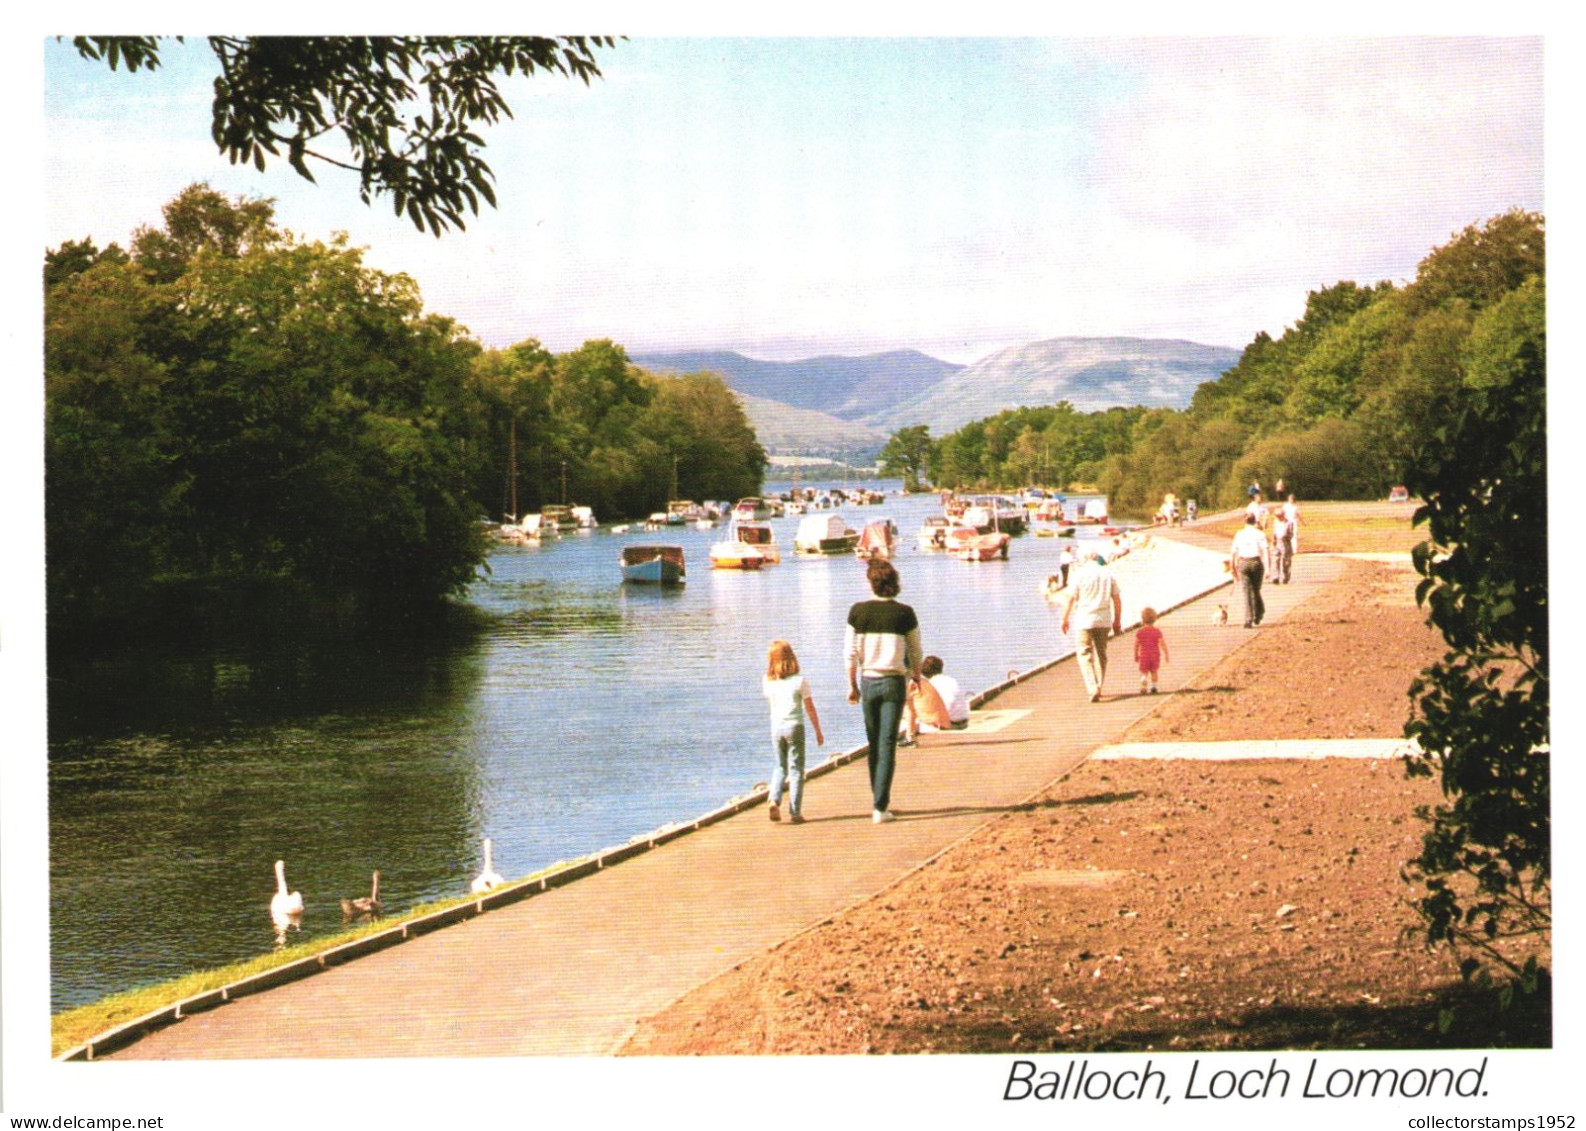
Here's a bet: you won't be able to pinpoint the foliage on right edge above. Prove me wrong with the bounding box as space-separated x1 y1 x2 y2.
1399 215 1548 999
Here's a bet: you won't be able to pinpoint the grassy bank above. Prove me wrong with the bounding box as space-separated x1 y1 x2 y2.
50 861 580 1057
1195 499 1425 555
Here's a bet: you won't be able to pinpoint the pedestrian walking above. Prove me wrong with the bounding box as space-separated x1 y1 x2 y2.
1230 514 1267 628
845 559 923 824
1134 607 1170 694
762 640 824 824
1061 549 1123 702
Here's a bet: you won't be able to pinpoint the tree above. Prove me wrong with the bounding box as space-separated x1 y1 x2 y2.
46 184 491 640
1402 272 1547 1004
878 425 933 491
70 36 618 235
43 237 129 288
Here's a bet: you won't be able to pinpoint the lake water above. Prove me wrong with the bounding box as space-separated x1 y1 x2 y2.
47 484 1117 1011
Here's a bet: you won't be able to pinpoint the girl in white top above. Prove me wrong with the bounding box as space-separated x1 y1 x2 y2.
762 640 824 824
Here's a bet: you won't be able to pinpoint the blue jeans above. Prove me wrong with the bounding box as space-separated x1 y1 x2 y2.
769 721 806 815
861 675 907 811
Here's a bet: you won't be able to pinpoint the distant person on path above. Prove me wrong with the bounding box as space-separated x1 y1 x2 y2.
1230 514 1267 629
913 655 970 732
1061 549 1123 702
1186 499 1198 524
845 559 923 824
1272 511 1295 584
1134 607 1170 694
1248 479 1262 500
763 640 824 824
1057 544 1075 588
1282 494 1300 553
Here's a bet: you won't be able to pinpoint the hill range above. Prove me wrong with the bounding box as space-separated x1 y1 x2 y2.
633 337 1242 459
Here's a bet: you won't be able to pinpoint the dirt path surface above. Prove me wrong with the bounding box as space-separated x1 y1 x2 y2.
620 552 1549 1054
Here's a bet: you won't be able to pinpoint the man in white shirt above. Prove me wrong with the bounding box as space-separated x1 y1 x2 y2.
1061 549 1123 702
1229 515 1268 628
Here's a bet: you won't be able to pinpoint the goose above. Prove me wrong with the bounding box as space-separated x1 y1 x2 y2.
270 859 304 922
470 838 505 894
340 870 383 919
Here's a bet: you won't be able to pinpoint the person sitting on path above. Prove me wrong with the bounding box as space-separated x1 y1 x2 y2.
762 639 824 824
1230 514 1268 629
1133 606 1170 694
912 655 970 733
845 559 923 824
1061 549 1123 703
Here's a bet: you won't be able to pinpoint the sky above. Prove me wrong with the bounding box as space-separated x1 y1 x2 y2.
38 36 1544 364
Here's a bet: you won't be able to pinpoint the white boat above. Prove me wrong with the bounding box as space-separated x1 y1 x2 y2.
794 513 860 556
495 512 544 544
667 500 704 524
732 497 776 521
620 544 686 585
1076 498 1109 524
917 514 954 551
708 522 776 570
736 522 780 563
949 527 1010 561
542 505 579 532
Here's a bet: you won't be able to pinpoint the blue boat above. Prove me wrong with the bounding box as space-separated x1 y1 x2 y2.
620 544 686 585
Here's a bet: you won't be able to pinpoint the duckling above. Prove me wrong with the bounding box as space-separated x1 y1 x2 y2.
470 838 505 894
270 859 304 924
340 870 383 919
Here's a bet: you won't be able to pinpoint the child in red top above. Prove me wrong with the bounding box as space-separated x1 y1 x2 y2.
1134 606 1170 694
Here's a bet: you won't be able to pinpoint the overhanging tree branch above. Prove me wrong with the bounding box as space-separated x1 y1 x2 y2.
71 35 619 236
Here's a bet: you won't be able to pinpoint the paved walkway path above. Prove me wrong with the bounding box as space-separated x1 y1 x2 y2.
105 524 1341 1059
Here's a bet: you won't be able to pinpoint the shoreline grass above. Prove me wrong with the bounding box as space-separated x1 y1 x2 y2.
50 861 584 1057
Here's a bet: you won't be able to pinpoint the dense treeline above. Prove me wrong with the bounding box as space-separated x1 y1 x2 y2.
45 184 765 642
909 211 1544 517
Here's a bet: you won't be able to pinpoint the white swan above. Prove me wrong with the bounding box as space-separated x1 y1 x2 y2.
271 859 304 922
470 838 505 894
341 870 382 919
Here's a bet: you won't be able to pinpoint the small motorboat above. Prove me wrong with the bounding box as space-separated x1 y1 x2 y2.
794 513 860 556
855 519 898 560
620 544 686 585
709 524 769 570
736 522 781 564
916 514 954 551
948 527 1009 561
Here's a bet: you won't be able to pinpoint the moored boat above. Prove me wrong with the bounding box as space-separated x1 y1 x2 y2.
916 514 954 551
708 522 775 570
855 519 898 560
794 513 860 556
542 504 579 532
736 522 781 563
620 544 686 585
1075 498 1109 525
495 512 544 545
952 529 1010 561
732 497 776 521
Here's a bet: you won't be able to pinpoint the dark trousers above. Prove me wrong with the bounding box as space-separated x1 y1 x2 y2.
1236 557 1265 626
860 674 907 811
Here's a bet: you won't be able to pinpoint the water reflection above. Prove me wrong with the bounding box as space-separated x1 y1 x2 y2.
50 487 1113 1010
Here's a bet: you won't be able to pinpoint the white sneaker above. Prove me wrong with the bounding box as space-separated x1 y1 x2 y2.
872 809 895 824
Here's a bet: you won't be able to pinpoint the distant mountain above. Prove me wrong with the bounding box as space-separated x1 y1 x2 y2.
632 338 1241 454
882 338 1244 434
731 392 890 459
632 349 963 421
